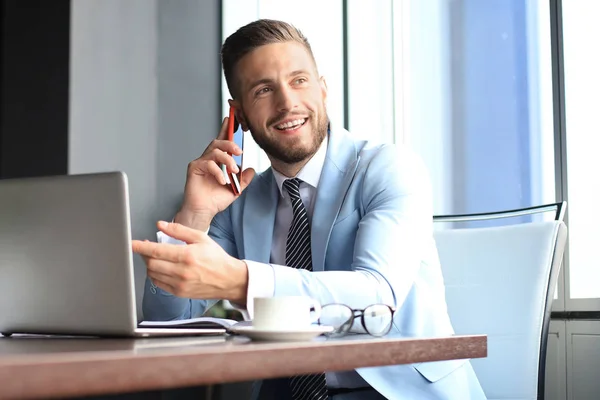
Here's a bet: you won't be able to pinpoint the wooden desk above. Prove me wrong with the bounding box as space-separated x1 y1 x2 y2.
0 334 486 399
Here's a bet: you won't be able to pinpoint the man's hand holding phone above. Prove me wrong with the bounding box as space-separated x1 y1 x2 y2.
174 110 255 231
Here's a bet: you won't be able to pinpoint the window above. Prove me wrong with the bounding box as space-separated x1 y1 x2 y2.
562 1 600 303
346 0 394 144
222 1 600 308
391 0 556 218
222 2 556 215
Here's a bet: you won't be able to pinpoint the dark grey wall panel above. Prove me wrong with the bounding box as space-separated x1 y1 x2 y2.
0 0 70 179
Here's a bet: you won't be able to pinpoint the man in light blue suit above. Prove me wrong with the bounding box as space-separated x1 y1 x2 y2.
133 19 486 400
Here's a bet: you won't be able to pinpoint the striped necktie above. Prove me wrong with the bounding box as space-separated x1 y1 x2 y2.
283 178 328 400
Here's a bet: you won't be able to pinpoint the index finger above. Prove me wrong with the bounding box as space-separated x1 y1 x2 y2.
131 240 185 262
217 116 229 141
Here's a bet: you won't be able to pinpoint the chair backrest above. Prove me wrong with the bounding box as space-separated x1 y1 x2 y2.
433 202 567 400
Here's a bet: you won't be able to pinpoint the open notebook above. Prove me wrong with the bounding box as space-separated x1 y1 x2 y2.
139 317 249 330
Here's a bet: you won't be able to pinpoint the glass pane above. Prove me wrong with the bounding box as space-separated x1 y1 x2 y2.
562 1 600 299
346 0 394 143
398 0 556 225
221 0 264 172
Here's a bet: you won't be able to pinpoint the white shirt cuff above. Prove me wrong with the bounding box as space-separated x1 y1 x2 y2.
230 260 274 320
156 231 186 245
156 224 209 245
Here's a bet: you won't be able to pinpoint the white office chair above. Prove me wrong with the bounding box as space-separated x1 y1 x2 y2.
433 202 567 400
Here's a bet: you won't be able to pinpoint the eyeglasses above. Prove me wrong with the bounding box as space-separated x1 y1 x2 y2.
317 303 396 337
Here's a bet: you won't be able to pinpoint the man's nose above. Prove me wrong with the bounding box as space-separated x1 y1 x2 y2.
276 86 298 112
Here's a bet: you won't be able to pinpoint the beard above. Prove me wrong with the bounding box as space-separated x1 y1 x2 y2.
244 109 329 165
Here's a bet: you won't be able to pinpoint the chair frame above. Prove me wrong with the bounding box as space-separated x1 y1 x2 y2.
433 201 566 400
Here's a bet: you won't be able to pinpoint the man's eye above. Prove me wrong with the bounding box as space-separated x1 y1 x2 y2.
295 78 307 84
256 87 271 95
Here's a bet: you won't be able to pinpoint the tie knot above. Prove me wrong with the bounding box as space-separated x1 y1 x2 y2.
283 178 302 199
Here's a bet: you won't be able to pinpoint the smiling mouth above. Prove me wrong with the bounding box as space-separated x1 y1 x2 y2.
274 118 307 132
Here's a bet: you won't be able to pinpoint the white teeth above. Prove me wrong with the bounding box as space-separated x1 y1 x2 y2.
276 119 305 130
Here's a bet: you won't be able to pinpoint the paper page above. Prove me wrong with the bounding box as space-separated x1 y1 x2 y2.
139 317 239 329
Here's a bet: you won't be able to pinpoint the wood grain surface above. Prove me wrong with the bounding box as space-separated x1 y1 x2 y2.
0 334 487 399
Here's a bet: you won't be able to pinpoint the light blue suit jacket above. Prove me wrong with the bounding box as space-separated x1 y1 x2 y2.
143 127 486 400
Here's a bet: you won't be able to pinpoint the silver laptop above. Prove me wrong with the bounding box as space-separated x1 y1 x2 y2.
0 172 225 337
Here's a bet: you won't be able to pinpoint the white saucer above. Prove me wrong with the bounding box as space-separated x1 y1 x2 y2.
229 325 334 341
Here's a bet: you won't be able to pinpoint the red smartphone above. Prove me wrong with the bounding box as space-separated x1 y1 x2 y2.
226 106 243 195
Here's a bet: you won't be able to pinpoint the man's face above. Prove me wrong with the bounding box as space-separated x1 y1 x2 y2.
232 42 329 165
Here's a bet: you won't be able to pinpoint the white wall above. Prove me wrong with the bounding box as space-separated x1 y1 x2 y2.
69 0 221 319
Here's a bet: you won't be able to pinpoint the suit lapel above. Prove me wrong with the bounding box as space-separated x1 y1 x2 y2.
311 128 360 271
242 169 278 263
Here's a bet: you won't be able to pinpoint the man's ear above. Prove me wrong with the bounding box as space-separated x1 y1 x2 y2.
319 76 328 104
227 99 249 131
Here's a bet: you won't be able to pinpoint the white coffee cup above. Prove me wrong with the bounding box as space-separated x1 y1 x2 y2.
253 296 321 331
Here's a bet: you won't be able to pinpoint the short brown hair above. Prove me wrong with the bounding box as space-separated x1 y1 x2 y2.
221 19 316 99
